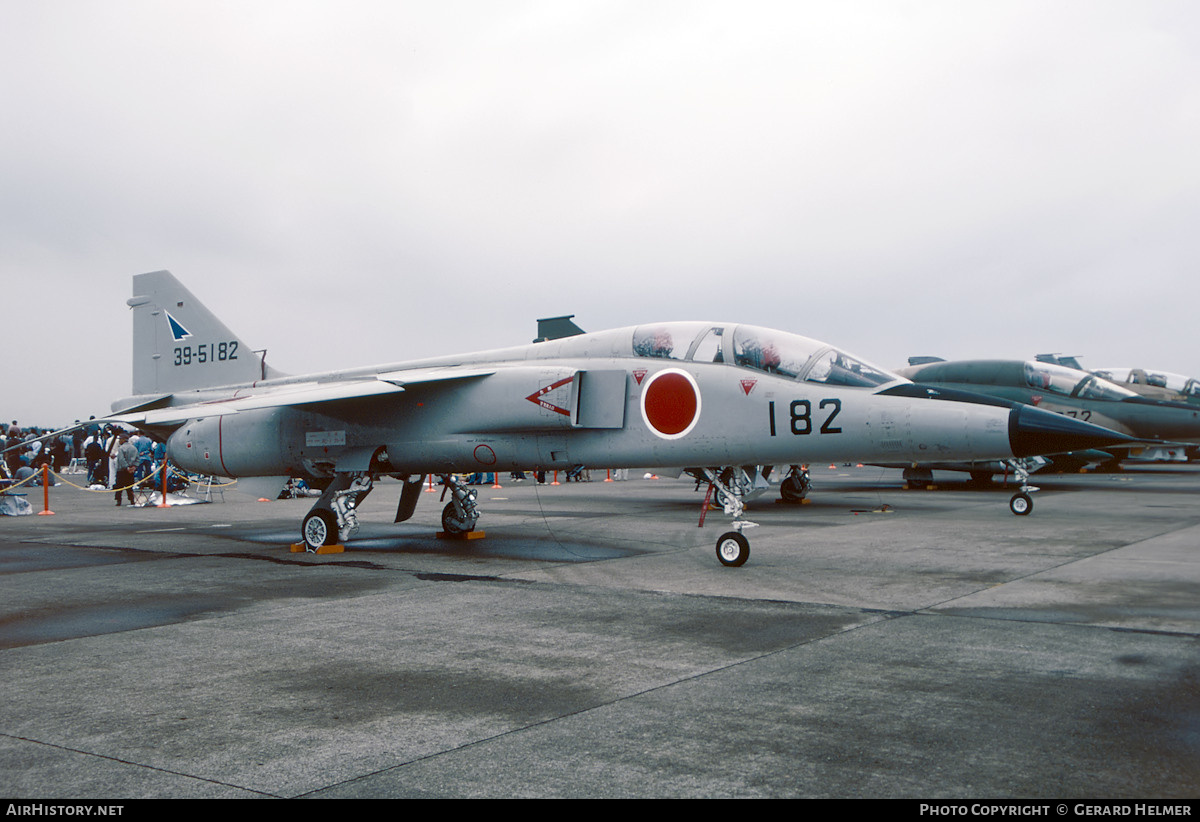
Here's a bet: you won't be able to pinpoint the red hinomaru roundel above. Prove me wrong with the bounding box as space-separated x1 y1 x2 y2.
640 368 701 439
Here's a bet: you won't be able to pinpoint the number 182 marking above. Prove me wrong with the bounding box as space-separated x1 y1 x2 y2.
768 399 842 436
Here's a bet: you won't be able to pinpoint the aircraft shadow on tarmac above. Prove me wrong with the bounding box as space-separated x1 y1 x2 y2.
235 524 639 562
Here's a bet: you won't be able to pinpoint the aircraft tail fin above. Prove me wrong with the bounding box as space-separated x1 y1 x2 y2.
129 270 284 396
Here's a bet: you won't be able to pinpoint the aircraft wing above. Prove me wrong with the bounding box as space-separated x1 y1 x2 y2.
113 367 496 427
374 366 497 387
1 421 87 456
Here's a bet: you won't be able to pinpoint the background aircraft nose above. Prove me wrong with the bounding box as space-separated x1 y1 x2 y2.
1008 404 1133 458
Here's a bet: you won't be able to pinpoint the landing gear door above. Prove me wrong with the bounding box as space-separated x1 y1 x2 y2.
572 370 627 429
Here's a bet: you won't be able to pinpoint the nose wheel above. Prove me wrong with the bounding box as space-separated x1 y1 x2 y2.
701 467 760 567
1005 460 1038 516
1009 492 1033 515
715 531 750 567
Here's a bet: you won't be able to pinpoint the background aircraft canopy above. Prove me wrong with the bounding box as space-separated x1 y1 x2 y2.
1093 368 1200 397
631 322 901 388
1022 361 1138 401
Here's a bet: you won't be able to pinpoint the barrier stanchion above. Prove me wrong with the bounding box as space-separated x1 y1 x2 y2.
158 461 170 508
39 464 55 515
699 483 715 527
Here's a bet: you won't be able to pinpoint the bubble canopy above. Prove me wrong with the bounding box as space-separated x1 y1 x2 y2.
1022 362 1138 401
630 323 902 388
1093 367 1200 397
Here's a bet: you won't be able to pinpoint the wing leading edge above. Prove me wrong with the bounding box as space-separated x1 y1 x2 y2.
113 367 496 427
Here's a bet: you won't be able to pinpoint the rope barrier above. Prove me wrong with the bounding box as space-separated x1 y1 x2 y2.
45 463 238 494
0 471 42 491
191 475 239 489
6 457 625 512
2 460 239 513
50 464 162 494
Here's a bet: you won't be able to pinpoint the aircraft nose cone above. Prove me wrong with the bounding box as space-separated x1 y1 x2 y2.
1008 404 1133 458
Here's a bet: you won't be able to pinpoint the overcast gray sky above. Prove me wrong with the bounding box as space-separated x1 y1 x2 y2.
3 0 1198 427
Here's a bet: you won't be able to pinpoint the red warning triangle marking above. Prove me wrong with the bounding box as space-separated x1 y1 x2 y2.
740 379 757 395
525 376 574 416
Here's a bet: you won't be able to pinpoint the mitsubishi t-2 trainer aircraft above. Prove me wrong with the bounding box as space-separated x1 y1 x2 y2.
898 357 1200 474
1037 355 1200 461
110 270 1131 566
1036 355 1200 408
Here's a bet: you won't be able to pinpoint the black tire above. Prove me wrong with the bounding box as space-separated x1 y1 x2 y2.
780 475 808 502
302 509 338 550
442 502 474 534
715 531 750 567
1009 492 1033 516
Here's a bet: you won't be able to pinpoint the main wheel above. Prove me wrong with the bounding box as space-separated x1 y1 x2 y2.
715 531 750 567
441 502 475 534
1009 492 1033 516
903 467 934 489
302 509 338 551
780 474 809 502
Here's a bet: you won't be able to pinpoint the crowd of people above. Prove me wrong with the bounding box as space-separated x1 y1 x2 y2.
3 419 631 507
1 419 168 504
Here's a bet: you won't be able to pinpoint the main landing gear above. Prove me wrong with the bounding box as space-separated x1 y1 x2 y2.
438 474 480 535
301 472 373 551
299 472 482 551
778 465 810 503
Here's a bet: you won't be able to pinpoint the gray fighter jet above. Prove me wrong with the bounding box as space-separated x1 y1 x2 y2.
109 271 1130 565
898 357 1200 474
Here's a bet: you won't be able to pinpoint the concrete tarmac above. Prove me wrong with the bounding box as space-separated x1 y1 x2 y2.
1 465 1198 798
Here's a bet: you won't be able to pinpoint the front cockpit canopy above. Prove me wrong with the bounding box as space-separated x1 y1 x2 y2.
631 323 900 388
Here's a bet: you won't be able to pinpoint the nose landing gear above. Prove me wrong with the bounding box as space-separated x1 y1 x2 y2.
1006 460 1038 516
701 466 760 567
